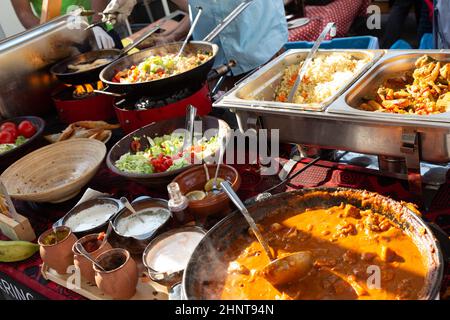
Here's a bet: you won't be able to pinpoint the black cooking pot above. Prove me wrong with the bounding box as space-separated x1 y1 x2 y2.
183 187 445 300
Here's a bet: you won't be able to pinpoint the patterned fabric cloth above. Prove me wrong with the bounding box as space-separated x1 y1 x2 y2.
0 152 449 300
288 0 372 42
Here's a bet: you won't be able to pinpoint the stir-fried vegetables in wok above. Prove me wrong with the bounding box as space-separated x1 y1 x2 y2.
359 55 450 115
113 51 212 84
115 133 219 174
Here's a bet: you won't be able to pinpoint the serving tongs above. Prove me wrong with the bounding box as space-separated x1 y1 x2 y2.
287 22 336 103
82 10 122 31
221 181 313 285
202 0 254 42
181 105 198 152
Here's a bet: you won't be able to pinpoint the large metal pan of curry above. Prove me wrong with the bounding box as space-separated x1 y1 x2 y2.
183 188 444 300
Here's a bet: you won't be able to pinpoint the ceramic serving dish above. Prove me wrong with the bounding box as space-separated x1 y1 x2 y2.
38 226 78 274
171 164 241 218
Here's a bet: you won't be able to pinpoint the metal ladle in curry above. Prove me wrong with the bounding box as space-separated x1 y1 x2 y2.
220 181 313 285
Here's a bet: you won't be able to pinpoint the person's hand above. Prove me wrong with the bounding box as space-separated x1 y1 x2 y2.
103 0 137 24
92 26 115 49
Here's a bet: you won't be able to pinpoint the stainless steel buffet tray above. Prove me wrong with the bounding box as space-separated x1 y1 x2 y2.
214 50 450 164
328 50 450 124
220 49 384 112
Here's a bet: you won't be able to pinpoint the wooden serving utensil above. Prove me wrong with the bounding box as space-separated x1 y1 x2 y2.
221 181 313 285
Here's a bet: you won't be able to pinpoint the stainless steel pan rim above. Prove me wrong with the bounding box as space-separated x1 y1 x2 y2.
182 187 444 300
142 226 207 287
329 50 450 124
219 49 384 112
57 197 123 235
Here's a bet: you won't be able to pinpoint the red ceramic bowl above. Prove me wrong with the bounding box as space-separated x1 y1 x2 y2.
171 164 241 218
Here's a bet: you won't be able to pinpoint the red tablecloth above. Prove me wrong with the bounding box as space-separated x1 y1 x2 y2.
289 0 371 42
0 155 449 300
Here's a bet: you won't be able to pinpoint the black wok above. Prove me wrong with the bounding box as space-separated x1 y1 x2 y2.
99 41 219 98
182 187 445 300
50 26 160 85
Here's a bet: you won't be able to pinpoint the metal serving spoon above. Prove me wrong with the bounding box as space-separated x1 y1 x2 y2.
221 181 313 285
75 243 106 272
181 105 197 152
287 22 336 103
120 197 145 223
176 6 203 59
101 221 113 247
211 135 227 193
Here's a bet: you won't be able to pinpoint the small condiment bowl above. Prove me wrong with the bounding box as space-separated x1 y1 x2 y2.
94 248 138 300
112 196 171 254
143 226 206 287
59 197 122 236
72 234 112 283
38 226 77 274
171 164 241 218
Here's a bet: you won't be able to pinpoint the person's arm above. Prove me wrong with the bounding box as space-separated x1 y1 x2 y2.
91 0 109 23
153 14 190 44
11 0 40 29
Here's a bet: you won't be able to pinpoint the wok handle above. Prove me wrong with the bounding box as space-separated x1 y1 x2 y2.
93 85 126 98
207 60 236 82
120 25 161 56
202 0 254 42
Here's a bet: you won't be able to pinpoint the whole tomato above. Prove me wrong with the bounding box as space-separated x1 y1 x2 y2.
0 122 17 132
2 126 18 141
18 120 36 138
0 130 15 144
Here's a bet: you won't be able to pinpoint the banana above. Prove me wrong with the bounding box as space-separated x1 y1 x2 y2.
0 240 39 262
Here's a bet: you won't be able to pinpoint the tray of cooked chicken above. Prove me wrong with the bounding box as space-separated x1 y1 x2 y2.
328 51 450 124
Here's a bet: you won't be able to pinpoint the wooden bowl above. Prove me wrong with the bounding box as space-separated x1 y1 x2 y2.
106 115 230 187
171 164 241 218
0 139 106 203
0 116 45 170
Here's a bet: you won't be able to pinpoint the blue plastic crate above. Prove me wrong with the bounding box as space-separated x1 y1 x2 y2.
285 36 379 50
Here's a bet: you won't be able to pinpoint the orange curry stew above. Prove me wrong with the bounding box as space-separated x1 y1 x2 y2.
220 203 427 300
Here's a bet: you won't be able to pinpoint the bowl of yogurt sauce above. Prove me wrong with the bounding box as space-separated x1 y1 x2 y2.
112 196 171 254
60 197 122 234
143 226 206 287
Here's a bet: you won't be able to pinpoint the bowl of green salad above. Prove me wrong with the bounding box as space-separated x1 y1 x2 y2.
106 115 230 187
0 116 45 170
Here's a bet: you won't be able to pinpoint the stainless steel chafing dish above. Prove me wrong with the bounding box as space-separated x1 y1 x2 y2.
330 51 450 123
220 49 384 112
214 49 450 195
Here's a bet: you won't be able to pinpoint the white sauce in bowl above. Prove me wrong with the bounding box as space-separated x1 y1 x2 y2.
145 231 204 273
65 203 118 232
116 208 169 237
